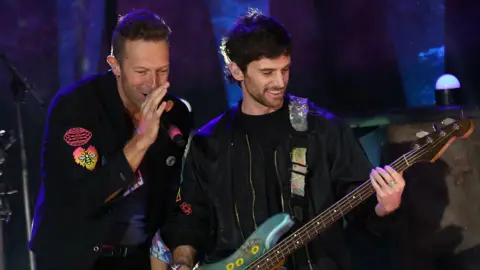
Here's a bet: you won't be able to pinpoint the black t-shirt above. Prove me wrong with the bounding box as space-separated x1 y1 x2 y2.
237 103 291 220
238 103 316 269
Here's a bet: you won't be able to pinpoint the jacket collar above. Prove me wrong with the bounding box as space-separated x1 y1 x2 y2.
97 70 134 142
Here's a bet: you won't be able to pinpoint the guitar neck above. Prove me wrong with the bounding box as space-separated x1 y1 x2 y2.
248 153 413 269
244 119 471 269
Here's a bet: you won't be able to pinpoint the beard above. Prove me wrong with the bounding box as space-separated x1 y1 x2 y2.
245 85 285 109
243 74 286 109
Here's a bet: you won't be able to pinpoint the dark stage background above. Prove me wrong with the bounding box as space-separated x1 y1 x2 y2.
0 0 479 269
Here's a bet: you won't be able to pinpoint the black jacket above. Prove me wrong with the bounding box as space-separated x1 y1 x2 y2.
29 71 191 269
162 96 377 270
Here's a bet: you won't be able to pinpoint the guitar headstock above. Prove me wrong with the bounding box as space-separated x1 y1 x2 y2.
411 118 474 163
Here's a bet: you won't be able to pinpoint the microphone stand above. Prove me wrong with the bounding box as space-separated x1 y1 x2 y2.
1 54 45 270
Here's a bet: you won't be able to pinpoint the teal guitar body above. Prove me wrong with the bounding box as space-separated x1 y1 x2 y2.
198 213 294 270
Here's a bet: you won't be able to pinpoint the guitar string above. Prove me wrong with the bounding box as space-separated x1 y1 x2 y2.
247 129 455 269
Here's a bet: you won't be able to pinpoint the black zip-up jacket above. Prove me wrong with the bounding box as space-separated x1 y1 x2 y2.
162 96 377 270
29 71 191 270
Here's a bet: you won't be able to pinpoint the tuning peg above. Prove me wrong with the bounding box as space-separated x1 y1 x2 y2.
441 118 455 126
416 131 429 138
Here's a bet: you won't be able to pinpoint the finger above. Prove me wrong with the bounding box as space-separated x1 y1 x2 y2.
372 168 389 190
384 166 401 180
385 166 405 188
154 101 167 119
142 86 167 114
375 167 396 188
165 100 174 112
371 172 386 197
142 83 170 114
148 85 169 114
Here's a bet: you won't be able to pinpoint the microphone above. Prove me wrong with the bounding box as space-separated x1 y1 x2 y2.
159 95 190 148
165 124 185 148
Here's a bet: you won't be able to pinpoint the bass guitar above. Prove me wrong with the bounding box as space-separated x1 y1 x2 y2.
199 118 473 270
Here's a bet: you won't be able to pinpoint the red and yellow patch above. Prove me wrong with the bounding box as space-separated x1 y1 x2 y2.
73 145 98 171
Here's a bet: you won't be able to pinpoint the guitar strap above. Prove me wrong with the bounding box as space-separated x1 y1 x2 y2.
287 95 310 224
289 131 309 223
287 95 314 267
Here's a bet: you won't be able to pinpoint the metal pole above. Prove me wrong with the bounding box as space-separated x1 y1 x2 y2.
16 104 35 270
0 221 4 270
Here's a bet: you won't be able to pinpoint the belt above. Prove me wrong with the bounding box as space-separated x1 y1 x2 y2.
100 244 148 257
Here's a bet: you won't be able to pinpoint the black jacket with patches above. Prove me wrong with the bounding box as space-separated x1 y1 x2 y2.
29 71 191 269
162 96 378 270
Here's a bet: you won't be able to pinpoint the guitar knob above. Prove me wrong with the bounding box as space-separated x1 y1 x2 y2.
416 131 429 138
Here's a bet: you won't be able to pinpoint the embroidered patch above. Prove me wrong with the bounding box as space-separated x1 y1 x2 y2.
73 145 98 171
64 127 92 147
180 202 192 215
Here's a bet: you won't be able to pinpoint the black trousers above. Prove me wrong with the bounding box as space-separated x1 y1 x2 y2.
93 254 150 270
36 251 150 270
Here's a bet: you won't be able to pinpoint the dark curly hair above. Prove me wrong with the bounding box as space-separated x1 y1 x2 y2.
220 9 292 83
111 9 171 62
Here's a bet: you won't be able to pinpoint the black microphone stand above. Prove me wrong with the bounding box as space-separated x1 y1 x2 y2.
1 54 45 270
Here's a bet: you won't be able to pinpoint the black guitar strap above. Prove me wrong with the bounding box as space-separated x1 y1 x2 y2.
287 95 310 224
286 95 313 268
289 130 309 223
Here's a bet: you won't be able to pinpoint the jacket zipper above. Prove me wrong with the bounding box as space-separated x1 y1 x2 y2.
234 202 245 240
274 150 285 212
245 135 258 229
232 141 245 241
305 248 313 270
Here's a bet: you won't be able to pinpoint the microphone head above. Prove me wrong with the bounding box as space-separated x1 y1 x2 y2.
172 134 186 148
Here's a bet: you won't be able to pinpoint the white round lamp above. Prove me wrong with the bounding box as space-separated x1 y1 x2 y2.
435 74 461 106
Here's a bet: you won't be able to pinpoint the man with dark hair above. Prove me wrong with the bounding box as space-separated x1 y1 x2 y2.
29 9 191 270
158 10 405 270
